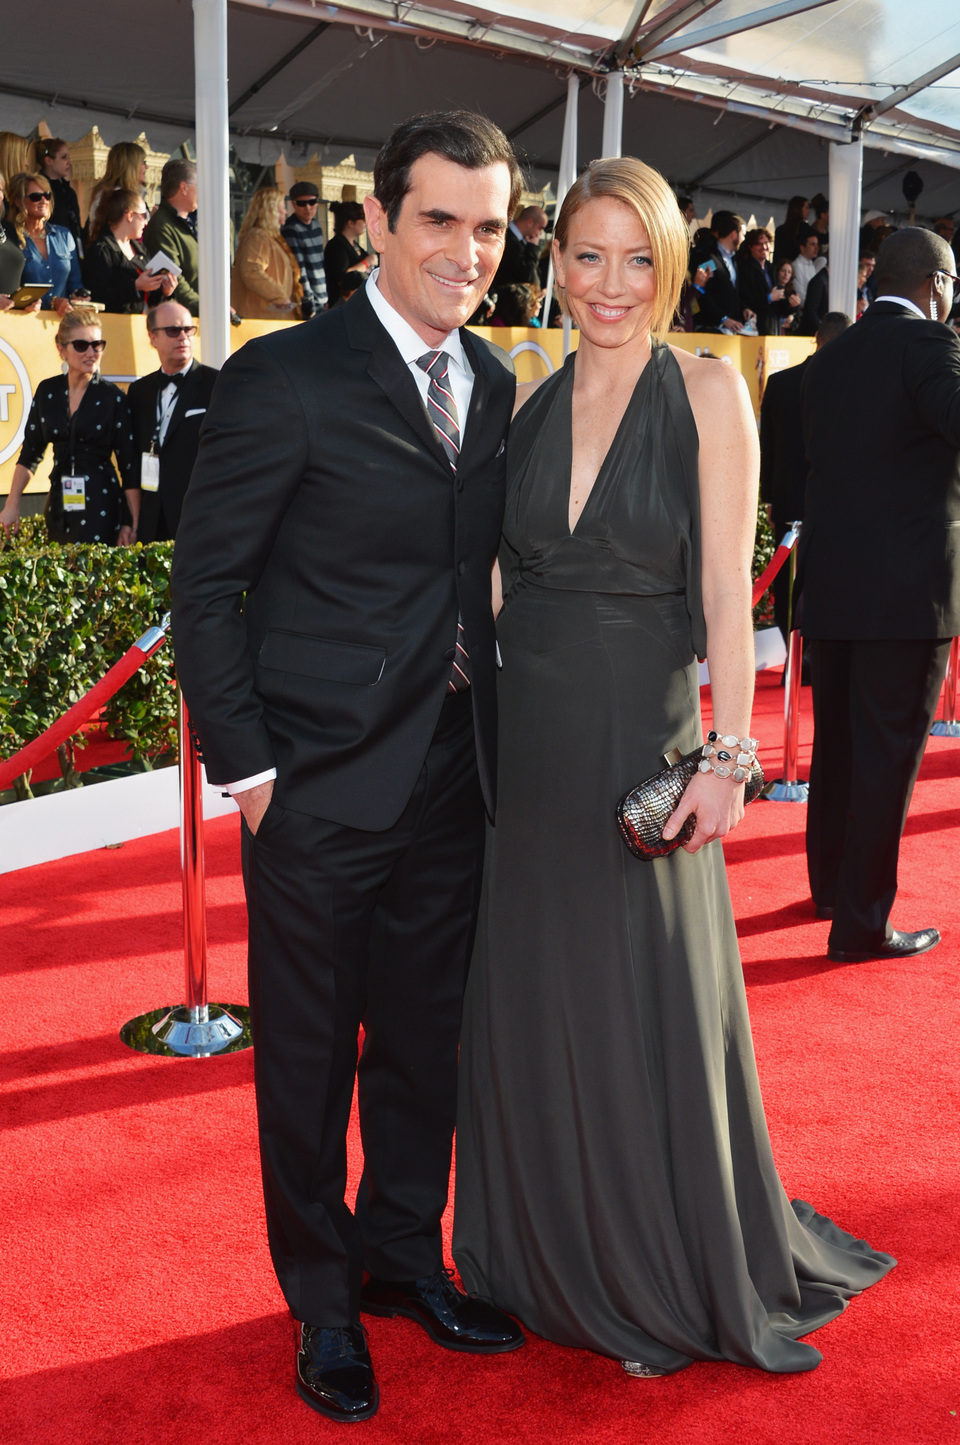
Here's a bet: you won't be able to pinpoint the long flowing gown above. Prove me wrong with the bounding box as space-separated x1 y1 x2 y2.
452 346 894 1373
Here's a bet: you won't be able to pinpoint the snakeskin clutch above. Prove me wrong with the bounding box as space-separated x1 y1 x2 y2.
616 746 765 861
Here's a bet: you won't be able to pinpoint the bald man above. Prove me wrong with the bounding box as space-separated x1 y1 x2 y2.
798 228 960 962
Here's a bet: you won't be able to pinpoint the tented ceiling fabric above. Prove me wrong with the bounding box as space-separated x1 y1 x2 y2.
1 0 958 219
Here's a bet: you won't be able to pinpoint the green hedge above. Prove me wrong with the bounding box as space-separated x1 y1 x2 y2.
0 516 176 797
0 502 778 800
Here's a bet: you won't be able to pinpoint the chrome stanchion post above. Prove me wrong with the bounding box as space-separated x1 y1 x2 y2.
930 636 960 737
762 525 809 802
120 689 252 1058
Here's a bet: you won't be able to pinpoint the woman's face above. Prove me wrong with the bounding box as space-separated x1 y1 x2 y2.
347 216 365 241
776 262 793 286
48 147 72 180
138 159 147 185
275 195 288 229
553 196 657 350
57 326 104 379
125 202 149 240
23 182 52 226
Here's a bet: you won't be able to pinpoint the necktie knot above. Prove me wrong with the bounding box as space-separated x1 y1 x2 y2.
417 350 447 384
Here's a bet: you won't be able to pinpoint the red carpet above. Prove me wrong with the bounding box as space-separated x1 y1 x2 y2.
2 672 958 1444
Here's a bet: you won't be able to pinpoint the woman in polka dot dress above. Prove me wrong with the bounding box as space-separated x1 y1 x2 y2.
0 306 137 544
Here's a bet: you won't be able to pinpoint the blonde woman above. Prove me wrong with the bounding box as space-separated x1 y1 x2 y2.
453 157 894 1378
0 307 137 544
230 186 302 321
85 141 147 243
6 172 84 314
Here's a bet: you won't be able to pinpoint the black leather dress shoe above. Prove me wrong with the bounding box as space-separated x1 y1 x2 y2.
360 1270 525 1353
295 1321 379 1422
827 927 940 964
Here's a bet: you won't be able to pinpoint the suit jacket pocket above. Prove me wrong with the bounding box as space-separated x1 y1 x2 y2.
258 629 386 685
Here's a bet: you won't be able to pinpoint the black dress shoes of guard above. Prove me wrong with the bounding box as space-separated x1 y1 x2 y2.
295 1321 379 1422
827 927 941 964
360 1269 525 1353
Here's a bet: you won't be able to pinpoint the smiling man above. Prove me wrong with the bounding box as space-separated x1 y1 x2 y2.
171 112 524 1422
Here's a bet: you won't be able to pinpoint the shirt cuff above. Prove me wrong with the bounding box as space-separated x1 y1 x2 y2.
222 768 277 795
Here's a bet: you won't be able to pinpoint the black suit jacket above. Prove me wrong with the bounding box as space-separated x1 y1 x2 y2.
760 357 810 532
493 227 540 289
798 301 960 639
128 360 218 542
170 289 514 829
737 254 778 335
694 241 742 331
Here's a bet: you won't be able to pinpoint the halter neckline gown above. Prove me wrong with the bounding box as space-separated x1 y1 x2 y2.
453 346 894 1373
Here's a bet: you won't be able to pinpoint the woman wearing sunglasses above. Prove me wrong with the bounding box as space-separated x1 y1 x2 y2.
6 171 85 314
0 307 138 544
83 188 176 313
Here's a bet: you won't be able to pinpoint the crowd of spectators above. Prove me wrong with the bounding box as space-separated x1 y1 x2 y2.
678 190 960 336
1 125 957 338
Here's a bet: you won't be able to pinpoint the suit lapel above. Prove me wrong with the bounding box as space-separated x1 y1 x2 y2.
459 329 491 455
345 288 458 471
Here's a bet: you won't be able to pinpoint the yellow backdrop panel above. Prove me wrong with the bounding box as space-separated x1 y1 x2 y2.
1 313 814 497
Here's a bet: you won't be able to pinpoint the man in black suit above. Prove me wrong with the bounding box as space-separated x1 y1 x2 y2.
126 302 217 542
760 312 850 641
693 210 748 332
492 203 546 289
170 112 524 1423
798 228 960 963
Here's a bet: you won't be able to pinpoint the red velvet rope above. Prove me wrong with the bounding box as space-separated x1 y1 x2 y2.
751 529 799 609
0 627 168 791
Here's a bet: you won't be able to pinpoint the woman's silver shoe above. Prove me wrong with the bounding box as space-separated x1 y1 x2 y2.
621 1360 666 1378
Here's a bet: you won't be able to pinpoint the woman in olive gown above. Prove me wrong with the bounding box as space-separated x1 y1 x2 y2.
452 158 894 1377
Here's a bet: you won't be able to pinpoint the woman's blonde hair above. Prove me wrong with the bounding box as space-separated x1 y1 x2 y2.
238 186 286 239
6 172 50 243
87 143 147 239
55 306 103 347
554 156 690 338
0 132 31 191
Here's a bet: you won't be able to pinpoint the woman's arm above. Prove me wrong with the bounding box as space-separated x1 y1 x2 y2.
663 353 760 853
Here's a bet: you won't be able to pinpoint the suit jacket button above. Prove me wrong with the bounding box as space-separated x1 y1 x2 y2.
457 562 466 575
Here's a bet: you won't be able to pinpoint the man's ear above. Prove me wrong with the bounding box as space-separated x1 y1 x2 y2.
364 194 387 253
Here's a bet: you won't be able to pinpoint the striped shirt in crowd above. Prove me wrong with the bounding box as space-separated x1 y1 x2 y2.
281 214 328 312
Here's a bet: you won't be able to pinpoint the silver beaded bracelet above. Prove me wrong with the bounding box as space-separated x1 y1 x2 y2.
698 729 759 783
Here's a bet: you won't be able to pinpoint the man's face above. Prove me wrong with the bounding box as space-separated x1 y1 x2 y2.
800 235 819 259
177 179 198 214
519 212 546 245
749 234 772 263
720 226 743 251
364 152 512 347
934 219 956 243
149 303 195 372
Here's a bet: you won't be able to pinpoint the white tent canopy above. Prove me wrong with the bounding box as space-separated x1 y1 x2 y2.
2 0 959 219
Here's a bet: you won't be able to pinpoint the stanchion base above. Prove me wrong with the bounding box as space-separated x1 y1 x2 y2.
119 1003 252 1058
930 720 960 737
761 778 810 803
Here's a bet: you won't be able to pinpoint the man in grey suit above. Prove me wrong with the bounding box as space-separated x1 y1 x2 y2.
170 112 524 1423
799 228 960 963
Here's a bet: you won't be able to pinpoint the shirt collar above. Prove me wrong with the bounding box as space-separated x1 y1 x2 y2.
365 270 466 374
876 294 926 319
508 220 524 243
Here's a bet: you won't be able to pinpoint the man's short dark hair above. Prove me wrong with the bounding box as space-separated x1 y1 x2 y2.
373 111 522 232
711 210 744 239
160 158 197 201
817 312 851 346
289 181 319 201
875 226 954 296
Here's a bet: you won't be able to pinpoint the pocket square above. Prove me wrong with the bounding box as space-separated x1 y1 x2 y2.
185 408 206 418
496 439 505 457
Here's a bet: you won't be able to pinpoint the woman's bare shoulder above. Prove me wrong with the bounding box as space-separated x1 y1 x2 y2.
513 376 547 417
666 344 750 421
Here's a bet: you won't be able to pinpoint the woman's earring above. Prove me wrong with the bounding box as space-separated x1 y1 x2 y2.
60 360 68 374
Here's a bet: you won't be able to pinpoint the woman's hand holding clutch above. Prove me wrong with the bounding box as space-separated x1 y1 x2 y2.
661 768 746 854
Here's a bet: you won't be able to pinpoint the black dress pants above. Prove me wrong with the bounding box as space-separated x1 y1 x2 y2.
240 692 484 1326
806 637 950 952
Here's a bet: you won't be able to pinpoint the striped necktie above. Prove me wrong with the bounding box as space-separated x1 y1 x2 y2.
417 349 469 691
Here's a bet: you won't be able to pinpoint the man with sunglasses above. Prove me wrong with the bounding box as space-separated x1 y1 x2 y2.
281 181 328 317
798 227 960 963
127 301 217 543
